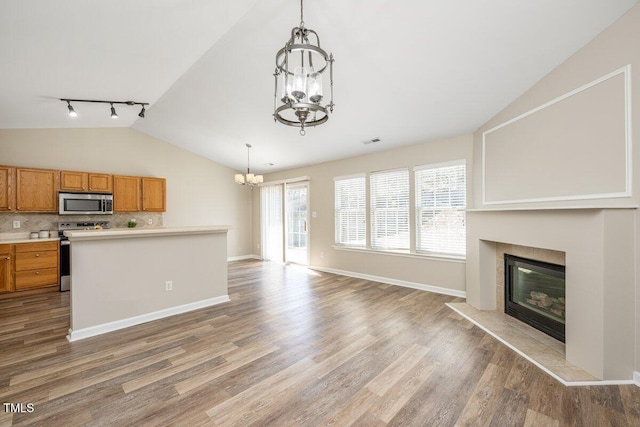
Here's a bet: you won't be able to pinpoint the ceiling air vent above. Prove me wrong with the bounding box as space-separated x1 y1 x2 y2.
363 137 381 145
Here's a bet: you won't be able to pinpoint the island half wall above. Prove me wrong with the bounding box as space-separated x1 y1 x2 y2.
65 226 231 341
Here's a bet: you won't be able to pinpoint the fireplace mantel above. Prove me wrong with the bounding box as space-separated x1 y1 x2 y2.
465 208 636 380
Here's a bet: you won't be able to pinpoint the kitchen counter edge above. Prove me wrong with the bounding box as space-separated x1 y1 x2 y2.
63 226 232 241
0 236 60 245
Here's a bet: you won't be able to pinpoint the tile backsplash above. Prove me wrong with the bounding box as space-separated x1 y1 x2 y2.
0 213 163 234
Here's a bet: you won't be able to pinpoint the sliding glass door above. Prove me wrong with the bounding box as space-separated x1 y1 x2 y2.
285 183 308 265
260 181 309 265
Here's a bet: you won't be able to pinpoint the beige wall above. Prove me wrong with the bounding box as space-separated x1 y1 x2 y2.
0 128 251 257
252 134 473 294
472 4 640 210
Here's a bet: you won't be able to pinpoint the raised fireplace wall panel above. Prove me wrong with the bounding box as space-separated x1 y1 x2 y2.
602 209 636 379
482 66 630 205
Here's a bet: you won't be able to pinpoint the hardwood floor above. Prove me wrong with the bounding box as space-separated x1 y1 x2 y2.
1 259 640 426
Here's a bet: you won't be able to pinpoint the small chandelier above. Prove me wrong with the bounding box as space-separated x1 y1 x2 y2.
235 144 264 187
273 0 334 136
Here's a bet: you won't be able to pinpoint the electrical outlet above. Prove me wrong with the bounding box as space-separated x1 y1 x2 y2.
256 243 260 249
165 281 173 291
320 251 324 259
12 221 20 229
147 218 153 225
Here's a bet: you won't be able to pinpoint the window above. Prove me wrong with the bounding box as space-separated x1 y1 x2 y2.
334 175 366 247
370 169 410 250
415 162 466 256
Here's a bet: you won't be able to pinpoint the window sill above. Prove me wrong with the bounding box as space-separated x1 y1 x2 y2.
332 245 466 263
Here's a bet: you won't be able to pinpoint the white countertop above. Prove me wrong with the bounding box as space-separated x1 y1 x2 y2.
63 225 231 241
0 232 59 245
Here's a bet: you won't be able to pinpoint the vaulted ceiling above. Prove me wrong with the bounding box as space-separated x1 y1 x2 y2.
1 0 638 173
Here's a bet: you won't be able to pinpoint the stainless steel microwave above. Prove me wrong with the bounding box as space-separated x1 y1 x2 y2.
59 192 113 215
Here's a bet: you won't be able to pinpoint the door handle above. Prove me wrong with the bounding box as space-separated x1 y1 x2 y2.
304 220 307 232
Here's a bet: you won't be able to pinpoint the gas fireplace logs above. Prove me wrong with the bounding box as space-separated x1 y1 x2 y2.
525 291 565 318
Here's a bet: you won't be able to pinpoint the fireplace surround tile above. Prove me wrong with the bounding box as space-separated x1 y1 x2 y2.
447 302 598 383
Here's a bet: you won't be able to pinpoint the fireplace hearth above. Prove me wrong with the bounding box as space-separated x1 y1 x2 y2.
504 254 566 342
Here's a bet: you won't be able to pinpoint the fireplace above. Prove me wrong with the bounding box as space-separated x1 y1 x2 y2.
504 254 566 342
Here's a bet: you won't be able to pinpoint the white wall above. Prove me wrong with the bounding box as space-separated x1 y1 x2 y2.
0 128 252 257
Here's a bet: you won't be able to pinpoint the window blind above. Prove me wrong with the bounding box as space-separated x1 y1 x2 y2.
334 176 366 247
370 169 409 250
415 163 466 256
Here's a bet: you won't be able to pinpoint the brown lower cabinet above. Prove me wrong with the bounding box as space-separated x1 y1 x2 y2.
0 244 12 293
0 241 59 296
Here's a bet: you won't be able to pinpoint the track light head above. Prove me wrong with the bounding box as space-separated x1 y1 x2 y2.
110 103 118 119
138 105 146 118
66 101 77 118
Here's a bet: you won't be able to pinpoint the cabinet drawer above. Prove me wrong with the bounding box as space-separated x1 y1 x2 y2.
15 241 58 253
15 251 58 271
15 268 58 290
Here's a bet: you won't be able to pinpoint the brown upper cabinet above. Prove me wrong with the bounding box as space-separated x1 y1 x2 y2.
113 175 141 212
142 177 166 212
0 166 16 212
60 171 112 193
15 168 58 212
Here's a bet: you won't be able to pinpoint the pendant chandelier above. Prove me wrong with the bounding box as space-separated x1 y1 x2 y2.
273 0 334 136
234 144 263 187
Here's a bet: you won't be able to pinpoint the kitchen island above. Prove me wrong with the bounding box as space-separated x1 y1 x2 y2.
64 226 231 341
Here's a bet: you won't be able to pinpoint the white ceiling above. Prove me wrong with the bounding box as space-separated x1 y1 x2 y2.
2 0 638 173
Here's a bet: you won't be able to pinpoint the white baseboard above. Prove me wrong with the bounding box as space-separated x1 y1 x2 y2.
634 371 640 387
228 254 262 261
67 295 230 342
309 265 466 298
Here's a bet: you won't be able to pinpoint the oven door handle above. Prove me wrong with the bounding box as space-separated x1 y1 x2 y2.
60 240 71 246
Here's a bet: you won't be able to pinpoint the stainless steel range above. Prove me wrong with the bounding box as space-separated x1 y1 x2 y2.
57 221 111 291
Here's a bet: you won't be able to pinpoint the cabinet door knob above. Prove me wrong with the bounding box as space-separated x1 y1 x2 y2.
5 257 9 260
35 271 40 275
35 253 40 257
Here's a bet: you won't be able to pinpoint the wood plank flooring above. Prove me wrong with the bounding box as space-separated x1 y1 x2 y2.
1 259 640 426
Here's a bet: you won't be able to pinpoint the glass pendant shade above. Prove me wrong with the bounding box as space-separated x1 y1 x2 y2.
308 71 323 103
235 174 245 184
281 74 292 102
292 67 308 101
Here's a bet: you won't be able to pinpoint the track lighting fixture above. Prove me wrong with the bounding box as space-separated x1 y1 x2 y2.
59 99 149 119
66 101 77 117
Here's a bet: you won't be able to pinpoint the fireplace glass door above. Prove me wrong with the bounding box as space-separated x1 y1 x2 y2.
505 254 566 342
